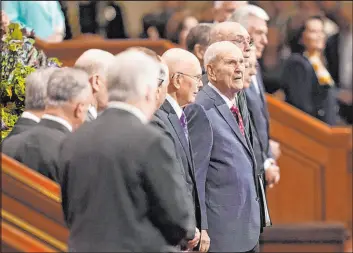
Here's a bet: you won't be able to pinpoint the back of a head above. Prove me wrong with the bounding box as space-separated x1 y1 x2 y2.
228 4 270 29
161 48 200 73
127 47 161 62
74 49 115 77
46 68 92 107
209 21 247 44
186 23 213 52
25 67 58 111
204 41 242 70
106 51 161 102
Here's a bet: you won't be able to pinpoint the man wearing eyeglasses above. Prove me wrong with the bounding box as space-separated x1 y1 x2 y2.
154 48 203 252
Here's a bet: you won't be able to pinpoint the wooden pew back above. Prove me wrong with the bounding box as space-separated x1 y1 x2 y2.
265 95 352 228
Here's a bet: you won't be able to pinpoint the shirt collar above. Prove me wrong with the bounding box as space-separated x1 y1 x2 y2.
166 94 183 119
41 114 73 132
208 82 236 108
88 105 98 119
21 111 41 123
107 102 148 124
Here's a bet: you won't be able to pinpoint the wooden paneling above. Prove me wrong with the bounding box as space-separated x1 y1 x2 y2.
1 154 67 252
266 95 352 228
260 223 348 252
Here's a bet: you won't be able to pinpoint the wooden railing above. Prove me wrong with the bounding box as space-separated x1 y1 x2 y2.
265 94 352 228
35 37 177 66
1 154 67 252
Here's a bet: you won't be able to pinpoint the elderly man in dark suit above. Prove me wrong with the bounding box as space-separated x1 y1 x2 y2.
185 41 261 252
229 4 280 188
4 68 56 139
58 50 195 252
2 68 92 182
154 48 203 251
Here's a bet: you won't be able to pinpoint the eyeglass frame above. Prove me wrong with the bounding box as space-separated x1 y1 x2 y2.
171 72 203 83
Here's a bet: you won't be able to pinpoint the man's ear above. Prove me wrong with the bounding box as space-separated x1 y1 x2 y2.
89 74 100 93
194 44 204 61
74 103 84 119
206 64 216 82
171 74 181 90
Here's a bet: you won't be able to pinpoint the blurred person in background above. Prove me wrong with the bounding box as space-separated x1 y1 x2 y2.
213 1 248 23
282 13 339 125
325 1 353 124
3 1 66 42
186 23 213 76
139 13 166 40
166 10 199 48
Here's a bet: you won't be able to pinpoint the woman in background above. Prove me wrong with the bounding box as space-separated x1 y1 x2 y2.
3 1 65 42
281 12 338 125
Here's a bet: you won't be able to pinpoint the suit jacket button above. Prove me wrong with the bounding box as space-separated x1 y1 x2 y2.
318 109 325 116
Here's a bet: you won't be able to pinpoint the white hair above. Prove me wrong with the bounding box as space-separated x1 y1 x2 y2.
74 49 115 78
107 51 161 102
228 4 269 28
204 41 242 70
25 68 57 110
160 62 169 87
46 68 92 107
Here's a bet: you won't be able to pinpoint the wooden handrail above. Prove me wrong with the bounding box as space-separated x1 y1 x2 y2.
1 154 61 202
266 94 352 148
2 221 57 252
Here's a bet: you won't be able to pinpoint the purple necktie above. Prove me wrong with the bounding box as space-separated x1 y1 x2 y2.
180 112 189 141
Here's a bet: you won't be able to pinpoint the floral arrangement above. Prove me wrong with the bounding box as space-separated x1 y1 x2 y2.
1 17 62 139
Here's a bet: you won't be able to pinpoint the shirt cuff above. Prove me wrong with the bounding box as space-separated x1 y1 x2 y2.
264 158 276 171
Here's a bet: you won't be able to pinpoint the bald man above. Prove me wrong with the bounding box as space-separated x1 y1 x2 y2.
185 41 260 252
74 49 115 121
155 48 203 251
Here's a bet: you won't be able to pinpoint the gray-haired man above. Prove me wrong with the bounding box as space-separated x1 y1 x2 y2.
2 68 93 182
5 67 57 138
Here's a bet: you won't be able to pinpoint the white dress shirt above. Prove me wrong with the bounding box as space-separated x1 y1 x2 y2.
21 111 40 123
166 94 183 119
41 114 73 132
208 82 236 108
107 101 148 124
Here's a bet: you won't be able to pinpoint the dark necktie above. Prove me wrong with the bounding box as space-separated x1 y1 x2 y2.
236 91 250 135
180 112 189 141
230 105 245 136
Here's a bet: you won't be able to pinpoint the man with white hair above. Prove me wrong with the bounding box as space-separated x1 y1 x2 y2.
2 68 92 182
58 50 195 252
74 49 115 121
185 41 261 252
229 5 281 189
4 67 57 138
213 1 248 23
155 48 203 251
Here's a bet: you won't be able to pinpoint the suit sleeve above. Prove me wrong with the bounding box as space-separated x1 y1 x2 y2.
281 56 315 117
141 133 195 246
184 103 212 230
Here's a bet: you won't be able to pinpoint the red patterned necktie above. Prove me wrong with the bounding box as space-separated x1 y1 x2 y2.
230 105 245 136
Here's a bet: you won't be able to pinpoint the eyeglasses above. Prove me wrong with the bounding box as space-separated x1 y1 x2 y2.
230 36 254 49
172 72 202 83
157 78 164 87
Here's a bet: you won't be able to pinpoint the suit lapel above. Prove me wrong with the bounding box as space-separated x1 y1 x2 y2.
161 101 194 175
203 85 251 155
